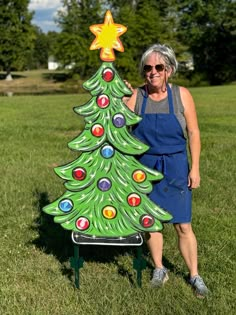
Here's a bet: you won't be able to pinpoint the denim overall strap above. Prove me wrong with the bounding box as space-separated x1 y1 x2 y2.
141 88 148 115
167 84 174 114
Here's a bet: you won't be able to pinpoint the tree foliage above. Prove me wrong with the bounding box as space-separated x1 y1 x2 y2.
177 0 236 84
0 0 35 76
54 0 103 78
27 26 50 69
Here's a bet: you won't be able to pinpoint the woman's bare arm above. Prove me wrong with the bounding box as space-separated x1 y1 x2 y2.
180 86 201 189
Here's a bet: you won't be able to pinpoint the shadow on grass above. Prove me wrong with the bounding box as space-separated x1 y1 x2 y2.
42 72 70 82
31 190 72 261
31 189 181 286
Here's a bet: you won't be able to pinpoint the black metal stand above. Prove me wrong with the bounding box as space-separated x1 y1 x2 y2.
70 244 84 289
70 241 146 289
133 246 147 287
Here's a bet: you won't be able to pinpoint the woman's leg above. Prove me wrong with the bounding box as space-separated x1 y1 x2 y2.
174 223 198 277
174 223 209 296
146 231 164 268
146 231 168 286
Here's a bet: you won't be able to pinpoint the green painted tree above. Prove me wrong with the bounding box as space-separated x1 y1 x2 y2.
43 11 172 240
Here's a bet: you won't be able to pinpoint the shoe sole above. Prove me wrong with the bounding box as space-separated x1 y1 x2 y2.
151 273 169 287
195 289 209 299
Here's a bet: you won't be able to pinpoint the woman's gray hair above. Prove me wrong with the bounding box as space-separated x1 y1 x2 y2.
139 44 178 77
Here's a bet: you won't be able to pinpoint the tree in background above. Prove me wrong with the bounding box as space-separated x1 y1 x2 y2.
27 26 50 69
0 0 35 79
54 0 103 78
178 0 236 84
29 29 61 70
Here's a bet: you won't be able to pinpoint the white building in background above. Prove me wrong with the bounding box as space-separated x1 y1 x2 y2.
48 56 75 70
48 56 60 70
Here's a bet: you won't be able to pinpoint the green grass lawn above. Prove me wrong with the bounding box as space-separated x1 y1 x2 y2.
0 86 235 315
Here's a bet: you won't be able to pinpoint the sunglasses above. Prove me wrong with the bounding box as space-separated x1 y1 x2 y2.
143 64 165 73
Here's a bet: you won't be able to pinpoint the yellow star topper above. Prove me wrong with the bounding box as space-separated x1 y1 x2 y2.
89 10 127 61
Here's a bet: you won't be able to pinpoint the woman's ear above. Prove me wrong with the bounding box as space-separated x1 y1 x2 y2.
165 67 173 78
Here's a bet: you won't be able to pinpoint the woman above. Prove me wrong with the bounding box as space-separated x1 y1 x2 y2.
124 44 209 297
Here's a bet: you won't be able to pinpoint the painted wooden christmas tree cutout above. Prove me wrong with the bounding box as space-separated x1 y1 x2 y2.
43 10 172 247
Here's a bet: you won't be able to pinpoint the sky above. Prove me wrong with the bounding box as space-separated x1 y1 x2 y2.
29 0 62 33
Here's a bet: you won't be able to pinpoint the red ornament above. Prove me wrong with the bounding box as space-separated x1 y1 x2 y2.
91 124 104 137
72 167 86 180
97 94 110 108
102 68 114 82
141 215 154 228
127 193 141 207
76 217 90 230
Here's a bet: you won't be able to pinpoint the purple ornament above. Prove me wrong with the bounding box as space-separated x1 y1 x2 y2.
98 178 112 191
112 113 126 128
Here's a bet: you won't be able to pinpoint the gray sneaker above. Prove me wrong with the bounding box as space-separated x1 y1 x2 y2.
151 267 169 287
189 275 209 298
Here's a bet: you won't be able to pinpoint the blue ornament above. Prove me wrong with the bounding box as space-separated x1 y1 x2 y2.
101 145 114 158
112 113 125 128
59 199 73 212
98 178 112 191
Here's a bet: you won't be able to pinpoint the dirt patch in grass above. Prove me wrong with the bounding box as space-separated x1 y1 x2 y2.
0 70 82 94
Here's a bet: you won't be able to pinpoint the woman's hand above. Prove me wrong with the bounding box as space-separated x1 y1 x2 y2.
122 80 137 112
188 168 201 189
123 80 134 93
